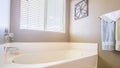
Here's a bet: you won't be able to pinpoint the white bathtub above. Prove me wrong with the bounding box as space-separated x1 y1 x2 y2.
3 43 98 68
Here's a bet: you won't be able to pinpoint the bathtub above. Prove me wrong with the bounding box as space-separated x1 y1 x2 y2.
3 43 98 68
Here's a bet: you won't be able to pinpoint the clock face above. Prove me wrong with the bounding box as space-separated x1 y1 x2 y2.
74 0 88 20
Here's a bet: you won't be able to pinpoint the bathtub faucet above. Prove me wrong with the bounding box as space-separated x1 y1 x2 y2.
5 47 19 55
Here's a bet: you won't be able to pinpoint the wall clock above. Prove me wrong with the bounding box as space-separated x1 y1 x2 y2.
74 0 88 20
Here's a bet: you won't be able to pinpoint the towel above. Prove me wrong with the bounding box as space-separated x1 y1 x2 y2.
115 19 120 51
100 10 120 51
104 10 120 21
100 16 115 51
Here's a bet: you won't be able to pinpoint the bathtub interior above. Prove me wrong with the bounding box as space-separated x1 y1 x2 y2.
12 49 97 65
13 51 68 64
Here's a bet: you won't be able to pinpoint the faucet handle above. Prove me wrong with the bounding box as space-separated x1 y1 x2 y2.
7 47 19 51
6 47 19 55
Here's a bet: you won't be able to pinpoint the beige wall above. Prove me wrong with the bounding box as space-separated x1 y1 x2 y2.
10 0 70 42
70 0 120 68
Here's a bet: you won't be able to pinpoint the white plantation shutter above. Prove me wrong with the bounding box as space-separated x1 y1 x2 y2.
20 0 45 30
20 0 65 32
46 0 65 32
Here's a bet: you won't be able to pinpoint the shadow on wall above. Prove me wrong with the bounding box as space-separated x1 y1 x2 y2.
98 50 120 68
98 56 112 68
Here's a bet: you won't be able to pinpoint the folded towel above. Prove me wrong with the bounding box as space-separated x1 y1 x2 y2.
103 10 120 21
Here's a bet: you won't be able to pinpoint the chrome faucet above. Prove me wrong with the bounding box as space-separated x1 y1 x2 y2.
5 47 19 55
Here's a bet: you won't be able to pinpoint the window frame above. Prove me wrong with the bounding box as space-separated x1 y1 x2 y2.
20 0 66 33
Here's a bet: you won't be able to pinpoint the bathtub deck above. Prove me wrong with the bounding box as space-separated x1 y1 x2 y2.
2 42 98 68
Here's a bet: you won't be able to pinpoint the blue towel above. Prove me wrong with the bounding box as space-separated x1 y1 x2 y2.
100 16 115 51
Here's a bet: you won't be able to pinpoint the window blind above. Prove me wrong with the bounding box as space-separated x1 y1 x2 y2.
46 0 65 32
20 0 45 30
20 0 65 32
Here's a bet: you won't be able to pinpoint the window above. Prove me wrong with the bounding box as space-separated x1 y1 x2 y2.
20 0 65 32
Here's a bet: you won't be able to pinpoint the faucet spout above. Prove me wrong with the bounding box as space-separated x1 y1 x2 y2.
5 47 19 55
